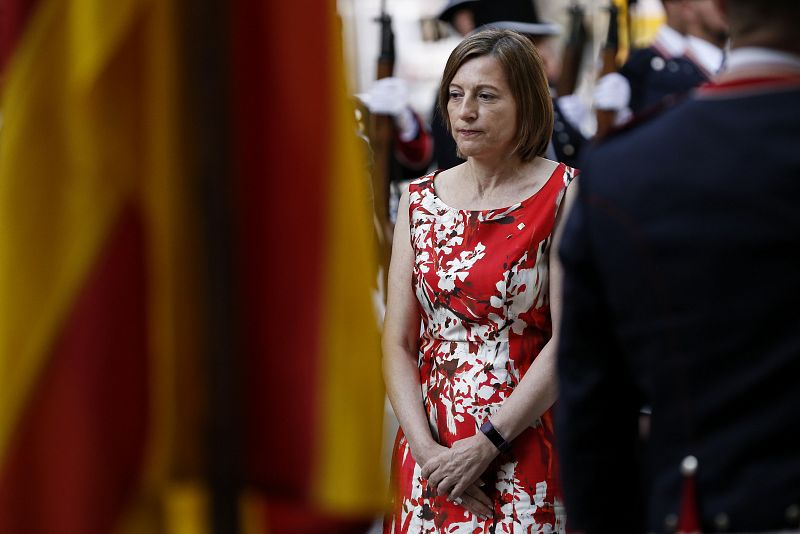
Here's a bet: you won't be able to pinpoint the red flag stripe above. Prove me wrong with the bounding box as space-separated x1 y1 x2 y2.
0 0 39 74
0 204 150 534
231 1 331 499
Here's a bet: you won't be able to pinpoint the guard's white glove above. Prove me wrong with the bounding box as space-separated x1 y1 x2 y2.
359 77 419 142
556 94 589 132
593 72 631 111
364 77 409 116
613 106 632 126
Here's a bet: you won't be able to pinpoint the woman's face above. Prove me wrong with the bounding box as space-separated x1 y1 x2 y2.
447 55 519 161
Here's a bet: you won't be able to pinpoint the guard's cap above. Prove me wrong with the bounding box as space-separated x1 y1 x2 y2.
473 0 561 37
437 0 481 24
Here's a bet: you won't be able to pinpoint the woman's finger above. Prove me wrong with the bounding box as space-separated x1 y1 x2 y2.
438 475 456 497
426 468 444 492
420 460 437 479
446 467 484 501
420 450 448 479
464 484 493 509
456 493 492 519
448 478 472 502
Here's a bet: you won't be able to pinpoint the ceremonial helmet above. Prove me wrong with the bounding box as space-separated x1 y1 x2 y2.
472 0 561 37
436 0 482 25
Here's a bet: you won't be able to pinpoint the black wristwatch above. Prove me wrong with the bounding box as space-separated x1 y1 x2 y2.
480 420 511 453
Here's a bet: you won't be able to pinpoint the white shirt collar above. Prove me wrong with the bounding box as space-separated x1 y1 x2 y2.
726 47 800 72
654 25 687 58
686 36 725 74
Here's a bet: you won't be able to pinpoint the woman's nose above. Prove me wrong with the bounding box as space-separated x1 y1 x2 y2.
457 96 477 119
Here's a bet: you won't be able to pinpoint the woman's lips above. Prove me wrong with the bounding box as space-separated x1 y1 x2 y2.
458 129 481 137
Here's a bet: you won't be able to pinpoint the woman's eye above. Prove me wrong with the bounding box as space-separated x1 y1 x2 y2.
449 91 462 99
479 92 495 101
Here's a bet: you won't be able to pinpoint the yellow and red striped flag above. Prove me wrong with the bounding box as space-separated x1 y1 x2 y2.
0 0 385 531
230 1 386 531
0 0 210 531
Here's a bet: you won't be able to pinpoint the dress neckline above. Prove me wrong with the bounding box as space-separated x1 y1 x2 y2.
428 162 565 214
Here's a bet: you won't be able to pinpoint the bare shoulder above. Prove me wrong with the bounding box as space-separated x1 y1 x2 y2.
535 156 561 179
395 182 413 227
515 157 561 197
431 163 465 196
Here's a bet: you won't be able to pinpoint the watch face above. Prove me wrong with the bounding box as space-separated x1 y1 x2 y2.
480 420 511 453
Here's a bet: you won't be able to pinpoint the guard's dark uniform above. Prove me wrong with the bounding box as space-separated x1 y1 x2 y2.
621 46 708 114
551 98 585 166
556 62 800 533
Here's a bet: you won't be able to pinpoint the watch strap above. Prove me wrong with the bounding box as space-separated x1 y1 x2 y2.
480 420 511 454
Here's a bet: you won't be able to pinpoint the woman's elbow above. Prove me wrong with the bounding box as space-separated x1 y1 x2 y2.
382 331 417 367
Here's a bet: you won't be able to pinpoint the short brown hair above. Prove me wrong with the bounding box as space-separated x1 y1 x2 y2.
437 29 553 162
727 0 800 50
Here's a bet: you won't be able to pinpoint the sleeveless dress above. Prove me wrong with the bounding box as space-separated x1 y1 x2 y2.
385 163 577 534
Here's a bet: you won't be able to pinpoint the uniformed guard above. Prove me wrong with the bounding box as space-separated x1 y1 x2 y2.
437 0 482 38
556 0 800 532
594 0 725 120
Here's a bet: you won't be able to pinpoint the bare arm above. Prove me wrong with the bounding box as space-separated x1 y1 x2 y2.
382 188 440 464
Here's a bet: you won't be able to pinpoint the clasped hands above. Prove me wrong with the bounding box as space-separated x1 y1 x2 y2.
417 433 499 520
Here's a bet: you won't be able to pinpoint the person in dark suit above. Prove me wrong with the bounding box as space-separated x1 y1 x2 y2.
555 0 800 532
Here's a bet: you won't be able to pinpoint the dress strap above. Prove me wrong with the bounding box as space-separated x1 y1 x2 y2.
554 164 579 215
406 171 438 221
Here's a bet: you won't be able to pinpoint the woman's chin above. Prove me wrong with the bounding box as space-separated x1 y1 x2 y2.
455 143 479 158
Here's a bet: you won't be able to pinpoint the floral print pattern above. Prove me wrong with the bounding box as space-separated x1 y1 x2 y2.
386 163 576 534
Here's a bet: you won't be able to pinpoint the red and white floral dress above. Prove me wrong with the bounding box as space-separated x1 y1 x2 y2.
385 163 576 534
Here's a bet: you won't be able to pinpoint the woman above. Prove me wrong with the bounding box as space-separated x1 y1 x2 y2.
383 29 577 533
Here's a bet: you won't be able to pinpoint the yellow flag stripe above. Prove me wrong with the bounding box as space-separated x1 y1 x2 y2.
114 0 207 530
67 0 140 93
0 0 209 529
0 0 138 467
315 0 387 516
137 0 185 495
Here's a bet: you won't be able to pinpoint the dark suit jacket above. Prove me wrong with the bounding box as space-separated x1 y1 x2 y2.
555 77 800 533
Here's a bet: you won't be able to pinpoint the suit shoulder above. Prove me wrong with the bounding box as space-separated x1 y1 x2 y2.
584 102 698 180
596 89 696 144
